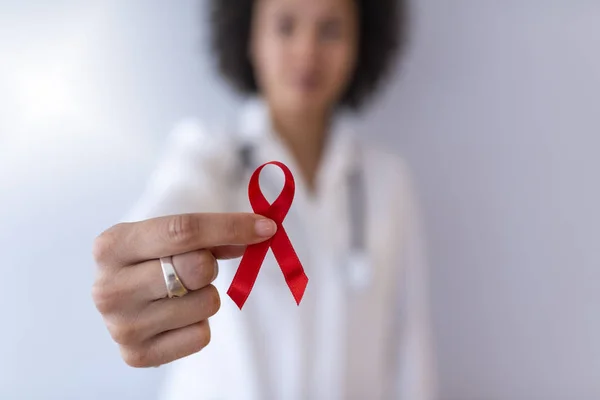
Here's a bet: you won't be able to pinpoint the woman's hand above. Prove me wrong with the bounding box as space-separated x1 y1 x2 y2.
91 213 277 367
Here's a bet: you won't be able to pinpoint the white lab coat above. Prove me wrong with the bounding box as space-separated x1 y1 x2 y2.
125 99 437 400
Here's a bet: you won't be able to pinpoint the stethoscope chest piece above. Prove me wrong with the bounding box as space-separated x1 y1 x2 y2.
344 251 373 290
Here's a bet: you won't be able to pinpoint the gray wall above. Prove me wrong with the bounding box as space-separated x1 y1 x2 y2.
0 0 598 399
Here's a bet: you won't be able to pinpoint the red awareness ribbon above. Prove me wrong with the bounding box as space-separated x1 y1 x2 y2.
227 161 309 309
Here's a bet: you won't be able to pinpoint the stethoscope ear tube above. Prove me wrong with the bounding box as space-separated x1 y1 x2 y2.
345 152 372 289
347 166 366 253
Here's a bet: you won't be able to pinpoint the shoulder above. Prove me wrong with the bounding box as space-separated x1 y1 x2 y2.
123 118 241 221
157 117 239 182
144 116 247 198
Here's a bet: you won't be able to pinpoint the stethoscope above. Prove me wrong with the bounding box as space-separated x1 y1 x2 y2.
235 142 373 290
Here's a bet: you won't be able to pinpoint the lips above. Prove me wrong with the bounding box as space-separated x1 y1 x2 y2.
294 73 321 91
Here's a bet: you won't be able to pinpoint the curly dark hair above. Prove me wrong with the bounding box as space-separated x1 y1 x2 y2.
209 0 408 110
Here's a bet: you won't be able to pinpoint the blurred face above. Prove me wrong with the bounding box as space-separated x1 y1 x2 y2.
250 0 359 115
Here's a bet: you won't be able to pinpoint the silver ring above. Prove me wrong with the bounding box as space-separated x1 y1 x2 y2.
159 256 189 298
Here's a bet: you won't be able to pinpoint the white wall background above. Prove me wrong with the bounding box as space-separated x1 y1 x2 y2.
0 1 598 399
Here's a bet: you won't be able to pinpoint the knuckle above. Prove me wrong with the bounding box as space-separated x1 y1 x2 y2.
121 346 153 368
193 323 212 352
197 250 216 279
186 251 215 288
184 265 204 291
92 228 119 266
91 277 118 315
202 285 221 316
195 249 214 268
165 214 199 246
107 319 142 346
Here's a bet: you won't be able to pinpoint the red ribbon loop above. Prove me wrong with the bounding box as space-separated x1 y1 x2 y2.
227 161 309 309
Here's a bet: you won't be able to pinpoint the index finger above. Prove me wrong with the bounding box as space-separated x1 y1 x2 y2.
93 213 277 268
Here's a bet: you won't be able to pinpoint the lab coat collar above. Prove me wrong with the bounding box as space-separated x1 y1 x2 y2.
236 98 360 197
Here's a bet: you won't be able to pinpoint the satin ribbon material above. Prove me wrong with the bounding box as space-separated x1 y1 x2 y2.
227 161 309 309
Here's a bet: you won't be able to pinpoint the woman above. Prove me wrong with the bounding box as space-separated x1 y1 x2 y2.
92 0 437 398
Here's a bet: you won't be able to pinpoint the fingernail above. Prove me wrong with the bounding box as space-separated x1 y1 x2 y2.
212 259 219 282
255 219 277 237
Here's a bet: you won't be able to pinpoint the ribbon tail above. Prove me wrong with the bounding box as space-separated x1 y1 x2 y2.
227 242 270 309
270 227 308 305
